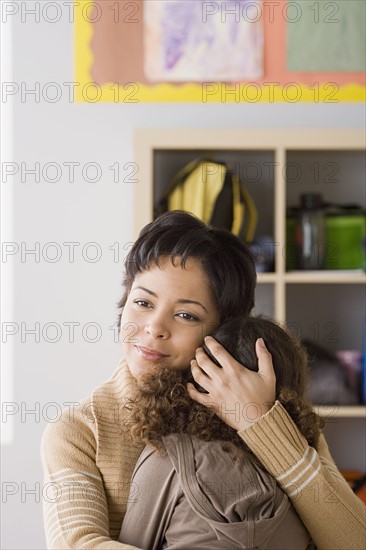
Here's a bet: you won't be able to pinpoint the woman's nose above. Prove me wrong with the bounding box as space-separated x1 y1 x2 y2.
144 316 170 339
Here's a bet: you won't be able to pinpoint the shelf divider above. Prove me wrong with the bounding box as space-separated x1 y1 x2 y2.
285 272 366 284
274 148 286 323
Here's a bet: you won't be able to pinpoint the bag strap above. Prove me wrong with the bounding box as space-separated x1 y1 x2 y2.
239 179 258 242
163 434 224 522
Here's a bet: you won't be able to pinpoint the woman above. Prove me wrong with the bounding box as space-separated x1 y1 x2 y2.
41 211 365 549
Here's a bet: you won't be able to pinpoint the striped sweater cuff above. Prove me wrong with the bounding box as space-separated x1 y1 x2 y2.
238 401 321 495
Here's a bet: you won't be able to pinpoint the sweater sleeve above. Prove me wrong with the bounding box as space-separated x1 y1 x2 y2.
238 401 366 550
40 400 141 550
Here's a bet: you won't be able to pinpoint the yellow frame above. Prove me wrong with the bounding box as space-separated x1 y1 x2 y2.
75 1 366 103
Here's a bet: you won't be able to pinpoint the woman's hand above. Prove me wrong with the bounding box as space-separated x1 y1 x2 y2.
187 336 276 432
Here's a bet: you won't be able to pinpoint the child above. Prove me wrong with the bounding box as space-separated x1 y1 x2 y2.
119 316 321 549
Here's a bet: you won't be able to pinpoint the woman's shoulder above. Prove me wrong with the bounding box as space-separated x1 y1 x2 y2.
40 394 97 464
41 359 135 451
91 358 137 405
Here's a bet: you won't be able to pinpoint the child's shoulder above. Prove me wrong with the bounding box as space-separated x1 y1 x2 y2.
171 434 275 484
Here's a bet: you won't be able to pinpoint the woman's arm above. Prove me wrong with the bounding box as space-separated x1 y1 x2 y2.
239 401 366 550
189 337 366 550
41 400 141 550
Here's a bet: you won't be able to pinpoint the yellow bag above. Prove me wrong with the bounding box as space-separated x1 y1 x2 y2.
155 159 257 242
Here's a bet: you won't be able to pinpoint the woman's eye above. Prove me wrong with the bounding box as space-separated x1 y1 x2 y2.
134 300 151 308
177 312 199 322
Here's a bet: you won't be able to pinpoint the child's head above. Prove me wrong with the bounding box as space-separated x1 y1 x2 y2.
204 316 308 399
197 315 324 447
117 210 256 330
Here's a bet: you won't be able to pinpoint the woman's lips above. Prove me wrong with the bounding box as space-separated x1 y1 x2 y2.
135 346 169 362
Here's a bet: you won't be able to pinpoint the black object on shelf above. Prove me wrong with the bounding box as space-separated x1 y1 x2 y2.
295 193 326 270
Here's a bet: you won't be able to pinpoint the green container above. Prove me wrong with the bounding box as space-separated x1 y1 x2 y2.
286 208 365 271
325 212 365 269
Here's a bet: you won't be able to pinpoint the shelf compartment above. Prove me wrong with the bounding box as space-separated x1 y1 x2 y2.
286 150 366 208
322 417 366 471
153 149 276 243
285 150 365 273
286 284 365 353
253 284 274 319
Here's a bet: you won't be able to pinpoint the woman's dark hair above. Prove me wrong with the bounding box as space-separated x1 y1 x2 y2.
125 315 324 453
117 211 256 329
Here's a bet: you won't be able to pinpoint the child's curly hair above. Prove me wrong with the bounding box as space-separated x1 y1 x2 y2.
123 316 324 455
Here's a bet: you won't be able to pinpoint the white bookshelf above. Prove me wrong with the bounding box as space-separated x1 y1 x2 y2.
134 129 366 470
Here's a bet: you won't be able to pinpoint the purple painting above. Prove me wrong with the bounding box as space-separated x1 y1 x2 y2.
144 0 264 82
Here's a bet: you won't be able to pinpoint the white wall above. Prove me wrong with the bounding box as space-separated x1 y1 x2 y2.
1 5 365 549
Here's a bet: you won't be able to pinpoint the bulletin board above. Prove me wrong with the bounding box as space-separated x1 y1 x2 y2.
75 0 366 102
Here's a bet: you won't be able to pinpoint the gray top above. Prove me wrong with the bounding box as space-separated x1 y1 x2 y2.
119 434 313 549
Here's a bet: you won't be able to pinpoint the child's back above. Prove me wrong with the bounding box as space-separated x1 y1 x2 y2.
120 434 313 549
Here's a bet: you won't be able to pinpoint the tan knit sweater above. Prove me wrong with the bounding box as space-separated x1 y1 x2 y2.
41 360 366 550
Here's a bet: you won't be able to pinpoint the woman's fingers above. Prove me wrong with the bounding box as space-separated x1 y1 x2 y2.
202 336 236 369
256 338 276 382
190 358 213 389
195 336 242 376
186 382 219 412
189 335 277 432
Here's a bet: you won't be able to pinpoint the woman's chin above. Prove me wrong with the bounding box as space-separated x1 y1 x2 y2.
125 349 190 380
127 362 159 383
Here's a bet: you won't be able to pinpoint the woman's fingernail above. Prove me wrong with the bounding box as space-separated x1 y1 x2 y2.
257 338 266 348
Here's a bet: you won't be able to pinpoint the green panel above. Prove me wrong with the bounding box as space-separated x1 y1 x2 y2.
287 0 366 72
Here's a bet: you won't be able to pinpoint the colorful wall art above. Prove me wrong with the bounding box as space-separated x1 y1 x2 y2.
75 0 366 102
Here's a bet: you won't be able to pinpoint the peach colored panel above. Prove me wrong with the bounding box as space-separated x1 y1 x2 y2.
91 0 148 85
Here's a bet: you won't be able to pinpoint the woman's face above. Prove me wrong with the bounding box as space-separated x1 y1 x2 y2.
120 256 220 380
